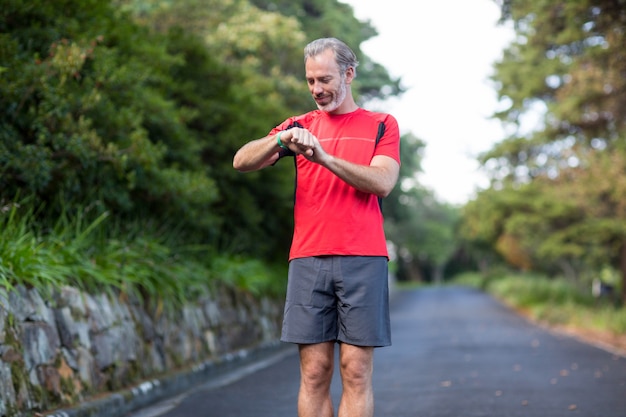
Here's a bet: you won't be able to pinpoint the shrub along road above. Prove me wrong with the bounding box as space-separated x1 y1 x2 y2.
128 286 626 417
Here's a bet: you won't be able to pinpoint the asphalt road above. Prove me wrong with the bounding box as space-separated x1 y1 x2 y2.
128 286 626 417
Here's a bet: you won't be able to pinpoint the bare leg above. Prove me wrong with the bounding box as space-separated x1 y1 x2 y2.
298 342 335 417
337 344 374 417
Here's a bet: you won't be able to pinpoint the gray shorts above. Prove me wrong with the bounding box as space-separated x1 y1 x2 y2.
280 256 391 347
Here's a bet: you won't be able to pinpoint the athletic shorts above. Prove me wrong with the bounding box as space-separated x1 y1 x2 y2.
280 256 391 347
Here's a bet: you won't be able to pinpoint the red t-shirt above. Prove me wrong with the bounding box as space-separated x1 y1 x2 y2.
271 108 400 261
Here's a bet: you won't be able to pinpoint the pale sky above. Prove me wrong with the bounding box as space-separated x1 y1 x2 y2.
342 0 515 205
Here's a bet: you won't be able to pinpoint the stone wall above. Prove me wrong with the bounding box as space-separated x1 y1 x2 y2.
0 283 284 416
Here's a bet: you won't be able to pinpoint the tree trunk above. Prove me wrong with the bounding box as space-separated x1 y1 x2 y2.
620 242 626 306
399 258 423 282
558 258 578 282
433 264 445 285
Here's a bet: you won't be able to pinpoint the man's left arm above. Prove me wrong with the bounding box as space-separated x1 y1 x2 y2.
319 154 400 198
287 127 400 197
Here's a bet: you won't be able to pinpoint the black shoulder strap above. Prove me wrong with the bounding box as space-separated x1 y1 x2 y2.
375 121 386 212
287 121 304 130
375 121 385 147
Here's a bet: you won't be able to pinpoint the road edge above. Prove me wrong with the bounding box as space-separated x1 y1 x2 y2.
45 341 296 417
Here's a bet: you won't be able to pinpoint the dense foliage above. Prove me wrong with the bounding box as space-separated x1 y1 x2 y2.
461 0 626 303
4 0 622 317
2 0 462 300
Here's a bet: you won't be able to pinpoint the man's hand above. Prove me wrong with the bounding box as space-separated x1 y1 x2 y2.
281 128 319 159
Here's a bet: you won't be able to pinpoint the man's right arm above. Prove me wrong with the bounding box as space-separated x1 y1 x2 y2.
232 133 284 172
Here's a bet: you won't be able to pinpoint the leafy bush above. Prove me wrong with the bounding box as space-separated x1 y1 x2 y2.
0 199 286 310
487 274 594 308
454 272 626 336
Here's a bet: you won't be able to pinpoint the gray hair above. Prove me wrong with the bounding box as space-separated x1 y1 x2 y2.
304 37 359 77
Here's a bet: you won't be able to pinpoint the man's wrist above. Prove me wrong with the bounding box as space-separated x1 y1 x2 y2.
276 132 289 150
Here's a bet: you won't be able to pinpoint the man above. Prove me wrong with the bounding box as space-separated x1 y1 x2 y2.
233 37 400 417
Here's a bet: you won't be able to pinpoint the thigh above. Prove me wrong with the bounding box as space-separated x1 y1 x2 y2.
281 257 338 344
336 256 391 347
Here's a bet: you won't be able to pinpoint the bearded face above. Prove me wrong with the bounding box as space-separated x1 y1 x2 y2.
315 72 347 112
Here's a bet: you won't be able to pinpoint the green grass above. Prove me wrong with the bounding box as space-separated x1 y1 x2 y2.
453 272 626 335
0 200 286 311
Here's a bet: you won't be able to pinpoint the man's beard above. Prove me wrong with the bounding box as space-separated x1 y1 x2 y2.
317 79 347 112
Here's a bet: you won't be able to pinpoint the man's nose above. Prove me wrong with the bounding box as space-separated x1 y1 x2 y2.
311 82 323 95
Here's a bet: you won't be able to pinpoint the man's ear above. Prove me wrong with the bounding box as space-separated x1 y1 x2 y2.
345 66 355 83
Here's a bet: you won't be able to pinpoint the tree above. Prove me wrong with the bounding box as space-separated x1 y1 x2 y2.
470 0 626 302
0 0 219 228
1 0 415 278
248 0 404 104
119 0 407 259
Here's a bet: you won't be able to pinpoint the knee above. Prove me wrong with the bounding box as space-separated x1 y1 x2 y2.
301 357 334 389
340 357 373 389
